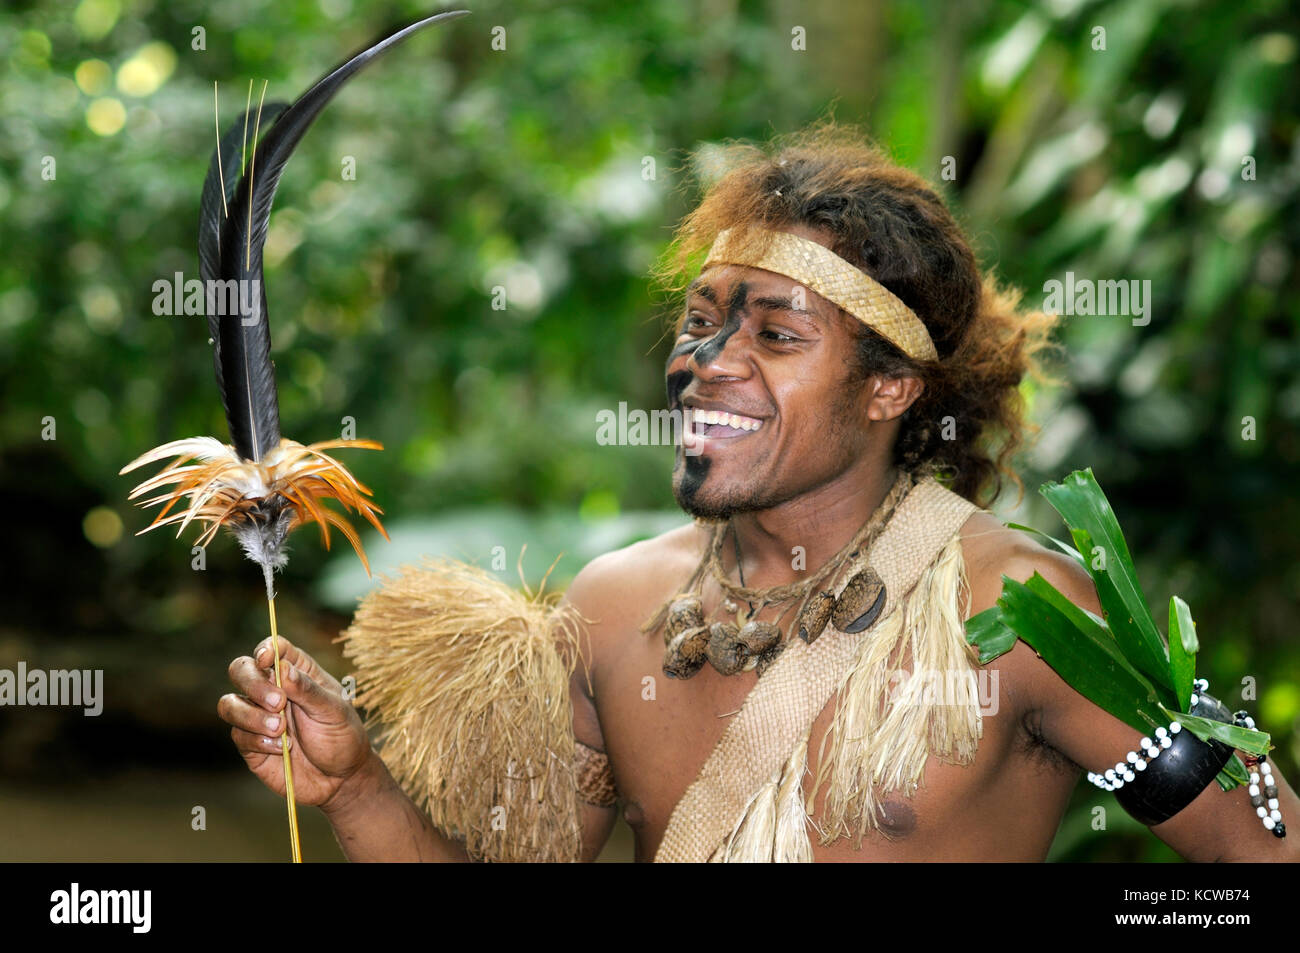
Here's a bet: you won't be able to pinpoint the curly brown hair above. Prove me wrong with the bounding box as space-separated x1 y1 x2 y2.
653 120 1060 508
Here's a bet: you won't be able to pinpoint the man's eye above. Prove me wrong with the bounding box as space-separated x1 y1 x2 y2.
685 312 714 331
761 330 799 343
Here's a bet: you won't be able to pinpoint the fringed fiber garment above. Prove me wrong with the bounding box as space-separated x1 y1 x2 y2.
703 529 979 862
655 476 980 862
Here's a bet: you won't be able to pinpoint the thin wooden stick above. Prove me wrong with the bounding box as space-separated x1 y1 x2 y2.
266 594 303 863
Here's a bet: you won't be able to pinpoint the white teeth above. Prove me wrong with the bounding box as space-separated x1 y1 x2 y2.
689 408 763 432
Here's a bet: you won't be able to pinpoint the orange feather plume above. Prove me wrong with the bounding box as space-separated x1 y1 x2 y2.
120 435 389 592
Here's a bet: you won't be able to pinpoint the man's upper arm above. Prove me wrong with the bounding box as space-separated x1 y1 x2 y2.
561 553 626 862
570 664 617 861
1009 544 1300 861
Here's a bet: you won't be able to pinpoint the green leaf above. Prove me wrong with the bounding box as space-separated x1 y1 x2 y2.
1019 572 1169 720
1005 522 1083 563
1041 470 1176 703
1218 754 1249 789
1167 596 1198 713
1022 572 1103 630
965 606 1018 663
1070 522 1175 702
998 576 1166 734
1159 706 1271 755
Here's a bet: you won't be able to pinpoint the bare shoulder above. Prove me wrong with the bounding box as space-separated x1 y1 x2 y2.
562 520 709 666
957 509 1106 726
958 510 1102 619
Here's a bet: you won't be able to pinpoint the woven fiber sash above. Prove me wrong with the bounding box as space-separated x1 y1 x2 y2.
654 477 979 862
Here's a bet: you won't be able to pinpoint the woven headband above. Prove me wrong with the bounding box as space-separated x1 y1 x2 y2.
701 228 938 362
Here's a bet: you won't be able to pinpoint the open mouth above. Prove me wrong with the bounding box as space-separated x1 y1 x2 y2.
685 407 765 440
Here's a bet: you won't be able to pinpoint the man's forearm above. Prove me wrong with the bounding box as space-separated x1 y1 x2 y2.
321 751 469 862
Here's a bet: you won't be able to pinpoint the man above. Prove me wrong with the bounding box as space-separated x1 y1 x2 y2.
218 125 1299 862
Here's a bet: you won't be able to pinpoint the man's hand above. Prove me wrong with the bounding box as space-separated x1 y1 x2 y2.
218 637 373 812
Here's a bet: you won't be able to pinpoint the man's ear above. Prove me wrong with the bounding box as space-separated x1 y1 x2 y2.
865 374 924 423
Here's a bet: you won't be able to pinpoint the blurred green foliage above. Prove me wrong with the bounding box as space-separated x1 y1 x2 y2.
0 0 1296 862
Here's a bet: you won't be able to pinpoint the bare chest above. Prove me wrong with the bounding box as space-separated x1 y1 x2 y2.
594 628 1078 862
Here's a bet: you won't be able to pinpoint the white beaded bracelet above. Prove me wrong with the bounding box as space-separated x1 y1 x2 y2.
1086 678 1286 838
1086 722 1178 791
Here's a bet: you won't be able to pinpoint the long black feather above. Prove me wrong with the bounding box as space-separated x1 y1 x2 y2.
212 9 469 462
199 103 287 287
200 102 286 420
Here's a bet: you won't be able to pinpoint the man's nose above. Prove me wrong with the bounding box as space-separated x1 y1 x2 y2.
687 321 751 379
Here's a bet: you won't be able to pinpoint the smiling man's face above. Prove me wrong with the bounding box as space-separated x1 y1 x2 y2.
666 229 888 520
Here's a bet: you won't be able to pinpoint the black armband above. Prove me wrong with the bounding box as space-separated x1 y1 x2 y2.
1088 686 1286 838
1113 692 1233 826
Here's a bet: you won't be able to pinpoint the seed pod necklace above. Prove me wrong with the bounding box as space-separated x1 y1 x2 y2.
656 470 913 679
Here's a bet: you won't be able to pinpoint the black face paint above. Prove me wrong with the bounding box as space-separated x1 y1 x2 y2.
665 368 692 409
689 281 749 368
667 336 703 364
675 453 711 512
668 281 747 516
669 355 705 502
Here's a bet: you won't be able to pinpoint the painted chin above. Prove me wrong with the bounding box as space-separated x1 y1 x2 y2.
672 452 769 519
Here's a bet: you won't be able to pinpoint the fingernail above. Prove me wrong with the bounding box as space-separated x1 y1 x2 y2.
287 663 297 682
266 692 281 707
266 716 280 732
